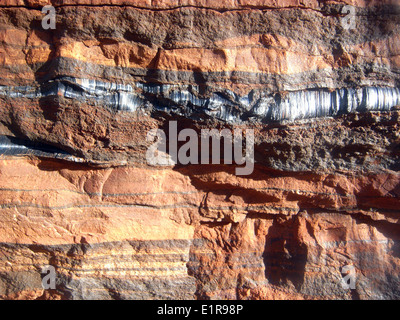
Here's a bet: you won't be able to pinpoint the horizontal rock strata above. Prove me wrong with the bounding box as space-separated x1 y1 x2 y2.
0 0 399 300
0 158 399 299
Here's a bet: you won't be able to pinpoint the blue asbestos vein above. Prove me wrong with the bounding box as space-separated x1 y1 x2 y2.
1 77 399 123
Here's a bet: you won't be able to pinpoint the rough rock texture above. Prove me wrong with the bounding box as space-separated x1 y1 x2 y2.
0 0 399 300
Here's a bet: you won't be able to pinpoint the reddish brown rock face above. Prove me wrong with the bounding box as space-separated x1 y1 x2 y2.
0 0 399 300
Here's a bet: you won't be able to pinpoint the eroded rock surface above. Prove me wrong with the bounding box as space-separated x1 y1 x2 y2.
0 0 399 300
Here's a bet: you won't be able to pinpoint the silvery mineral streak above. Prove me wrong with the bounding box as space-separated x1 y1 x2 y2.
0 136 84 162
1 77 399 123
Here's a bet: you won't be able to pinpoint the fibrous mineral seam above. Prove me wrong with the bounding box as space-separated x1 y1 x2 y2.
1 77 399 123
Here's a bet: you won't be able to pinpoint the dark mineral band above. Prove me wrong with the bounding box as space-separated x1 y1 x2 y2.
1 77 399 123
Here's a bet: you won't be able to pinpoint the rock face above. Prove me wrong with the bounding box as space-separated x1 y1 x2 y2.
0 0 399 300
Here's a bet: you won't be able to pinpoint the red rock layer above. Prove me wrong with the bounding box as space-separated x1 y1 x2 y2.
3 0 400 9
0 158 399 299
0 1 399 92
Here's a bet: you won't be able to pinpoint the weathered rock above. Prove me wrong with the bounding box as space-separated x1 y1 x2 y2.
0 0 399 300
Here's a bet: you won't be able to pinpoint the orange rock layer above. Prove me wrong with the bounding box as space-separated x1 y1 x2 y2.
3 0 400 9
0 2 399 91
0 158 399 299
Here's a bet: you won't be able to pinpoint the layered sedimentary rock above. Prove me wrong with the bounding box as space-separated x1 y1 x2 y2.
0 0 399 300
